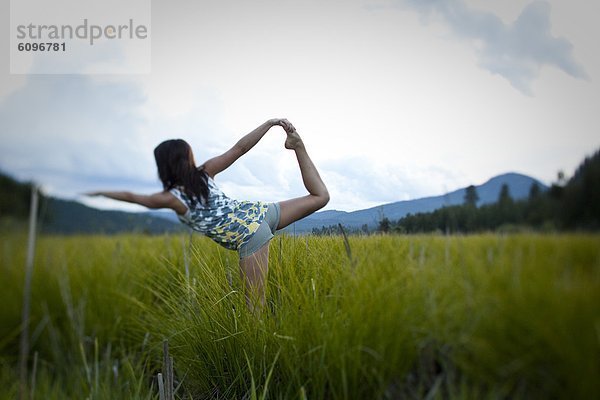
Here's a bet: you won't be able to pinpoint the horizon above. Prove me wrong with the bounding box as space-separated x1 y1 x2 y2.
32 169 553 215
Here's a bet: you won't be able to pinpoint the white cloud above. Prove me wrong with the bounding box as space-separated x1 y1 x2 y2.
319 156 465 211
0 74 226 202
0 75 148 189
394 0 588 94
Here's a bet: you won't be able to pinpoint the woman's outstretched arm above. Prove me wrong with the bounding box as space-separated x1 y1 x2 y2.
202 118 294 178
83 190 172 209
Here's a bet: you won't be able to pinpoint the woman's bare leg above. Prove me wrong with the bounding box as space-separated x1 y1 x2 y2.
278 131 330 229
239 242 270 314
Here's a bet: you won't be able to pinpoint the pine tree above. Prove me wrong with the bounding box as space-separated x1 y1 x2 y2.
464 185 479 207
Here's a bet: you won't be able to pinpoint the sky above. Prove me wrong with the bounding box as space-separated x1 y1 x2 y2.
1 0 599 213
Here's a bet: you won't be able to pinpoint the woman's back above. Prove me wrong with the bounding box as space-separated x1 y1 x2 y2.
169 176 268 250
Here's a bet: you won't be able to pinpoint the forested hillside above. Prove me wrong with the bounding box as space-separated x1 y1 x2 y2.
0 172 41 219
0 171 184 234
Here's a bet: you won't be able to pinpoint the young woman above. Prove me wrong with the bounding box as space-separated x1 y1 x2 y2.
85 118 329 312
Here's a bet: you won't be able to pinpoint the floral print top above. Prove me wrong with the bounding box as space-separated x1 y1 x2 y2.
169 176 268 251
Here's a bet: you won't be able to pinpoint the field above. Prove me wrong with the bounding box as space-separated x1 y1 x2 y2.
1 232 599 399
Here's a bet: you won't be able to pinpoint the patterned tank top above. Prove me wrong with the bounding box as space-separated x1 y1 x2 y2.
169 176 269 251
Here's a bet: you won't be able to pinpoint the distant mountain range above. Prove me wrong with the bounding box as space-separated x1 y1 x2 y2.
277 172 547 233
0 171 547 235
40 197 186 235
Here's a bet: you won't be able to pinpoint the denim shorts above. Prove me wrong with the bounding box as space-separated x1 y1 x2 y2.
238 202 281 259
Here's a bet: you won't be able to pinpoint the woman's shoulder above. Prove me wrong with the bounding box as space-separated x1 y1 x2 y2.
167 186 187 203
168 184 185 193
196 165 210 176
203 173 217 188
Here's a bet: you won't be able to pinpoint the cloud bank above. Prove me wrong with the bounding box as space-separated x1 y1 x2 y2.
397 0 588 94
0 75 151 193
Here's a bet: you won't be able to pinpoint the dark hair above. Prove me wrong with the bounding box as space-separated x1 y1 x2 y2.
154 139 209 205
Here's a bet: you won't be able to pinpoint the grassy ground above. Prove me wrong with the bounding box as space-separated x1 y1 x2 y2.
1 232 598 399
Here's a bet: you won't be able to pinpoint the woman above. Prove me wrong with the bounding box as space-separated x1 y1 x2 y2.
85 118 329 312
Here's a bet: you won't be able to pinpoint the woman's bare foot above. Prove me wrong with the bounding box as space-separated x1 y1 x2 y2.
285 130 303 150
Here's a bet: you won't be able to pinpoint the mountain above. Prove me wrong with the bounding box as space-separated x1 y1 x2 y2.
39 197 186 234
146 209 181 223
285 172 547 233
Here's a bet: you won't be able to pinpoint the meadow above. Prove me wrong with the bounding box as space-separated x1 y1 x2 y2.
1 232 598 399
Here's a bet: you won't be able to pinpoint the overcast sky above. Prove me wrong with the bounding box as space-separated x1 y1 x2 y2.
1 0 599 213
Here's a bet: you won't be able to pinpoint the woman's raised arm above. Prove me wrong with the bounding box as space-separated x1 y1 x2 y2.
202 118 295 178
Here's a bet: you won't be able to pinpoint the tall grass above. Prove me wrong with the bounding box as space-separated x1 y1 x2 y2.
1 232 598 399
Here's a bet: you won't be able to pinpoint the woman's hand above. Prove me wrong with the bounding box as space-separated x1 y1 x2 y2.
268 118 296 133
269 118 296 133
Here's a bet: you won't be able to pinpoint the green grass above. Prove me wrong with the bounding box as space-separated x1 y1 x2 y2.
1 233 599 399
